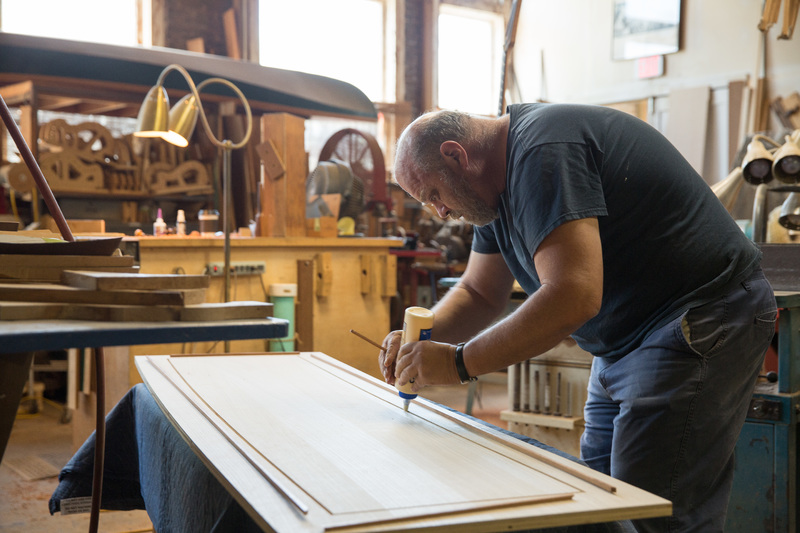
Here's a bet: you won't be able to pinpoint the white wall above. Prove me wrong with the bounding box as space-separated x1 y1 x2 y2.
511 0 800 182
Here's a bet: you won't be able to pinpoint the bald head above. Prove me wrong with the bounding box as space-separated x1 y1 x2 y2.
395 110 472 190
393 109 506 226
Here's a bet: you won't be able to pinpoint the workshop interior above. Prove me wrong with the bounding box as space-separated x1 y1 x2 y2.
1 0 800 532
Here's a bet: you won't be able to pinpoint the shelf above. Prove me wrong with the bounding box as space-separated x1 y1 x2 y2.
500 410 585 430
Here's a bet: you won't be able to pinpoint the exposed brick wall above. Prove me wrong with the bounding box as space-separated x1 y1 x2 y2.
403 0 425 120
162 0 231 56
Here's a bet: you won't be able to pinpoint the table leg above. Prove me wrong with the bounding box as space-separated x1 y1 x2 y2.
0 352 34 462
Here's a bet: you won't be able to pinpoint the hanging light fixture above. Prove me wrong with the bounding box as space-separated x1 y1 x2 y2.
779 191 800 230
772 130 800 184
741 137 777 184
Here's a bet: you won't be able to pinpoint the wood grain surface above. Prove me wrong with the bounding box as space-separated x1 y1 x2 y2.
137 352 672 532
0 300 271 322
0 282 206 306
61 270 210 291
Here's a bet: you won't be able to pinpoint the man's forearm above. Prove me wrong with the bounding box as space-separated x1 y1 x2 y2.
429 283 507 344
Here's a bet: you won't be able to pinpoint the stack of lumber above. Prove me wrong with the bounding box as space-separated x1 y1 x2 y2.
0 270 273 322
0 224 273 322
0 254 138 282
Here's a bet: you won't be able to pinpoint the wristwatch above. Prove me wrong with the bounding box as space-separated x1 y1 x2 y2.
455 343 477 384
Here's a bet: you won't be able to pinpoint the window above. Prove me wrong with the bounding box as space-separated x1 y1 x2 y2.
0 0 149 46
259 0 393 104
437 4 503 116
259 0 394 170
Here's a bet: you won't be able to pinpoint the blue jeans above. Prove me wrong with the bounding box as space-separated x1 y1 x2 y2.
580 268 776 533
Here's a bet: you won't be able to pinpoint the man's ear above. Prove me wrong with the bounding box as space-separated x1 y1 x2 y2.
440 140 467 170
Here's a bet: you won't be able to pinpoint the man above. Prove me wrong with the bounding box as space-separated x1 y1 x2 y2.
379 103 776 533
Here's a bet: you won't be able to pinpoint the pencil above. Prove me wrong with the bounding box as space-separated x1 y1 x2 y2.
349 329 386 352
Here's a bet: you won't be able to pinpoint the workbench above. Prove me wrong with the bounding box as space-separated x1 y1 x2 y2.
126 235 402 383
0 316 287 462
49 355 667 532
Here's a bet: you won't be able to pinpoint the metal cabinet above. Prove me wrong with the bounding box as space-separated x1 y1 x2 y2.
726 291 800 532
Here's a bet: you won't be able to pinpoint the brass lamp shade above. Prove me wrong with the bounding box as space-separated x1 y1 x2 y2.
165 93 200 148
134 85 169 139
772 138 800 184
779 192 800 230
742 139 774 185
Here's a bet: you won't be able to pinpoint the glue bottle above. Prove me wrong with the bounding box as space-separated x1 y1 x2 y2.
398 306 434 411
153 208 167 236
176 209 186 236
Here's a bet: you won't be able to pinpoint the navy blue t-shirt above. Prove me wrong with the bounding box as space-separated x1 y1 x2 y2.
473 103 761 358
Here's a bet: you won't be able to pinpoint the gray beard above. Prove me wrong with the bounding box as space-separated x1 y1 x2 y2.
443 171 498 226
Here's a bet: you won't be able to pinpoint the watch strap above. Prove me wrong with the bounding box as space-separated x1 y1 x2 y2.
455 342 477 384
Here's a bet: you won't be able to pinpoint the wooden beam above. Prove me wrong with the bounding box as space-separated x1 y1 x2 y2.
0 80 35 106
295 259 315 352
258 113 306 237
422 0 438 112
223 8 242 60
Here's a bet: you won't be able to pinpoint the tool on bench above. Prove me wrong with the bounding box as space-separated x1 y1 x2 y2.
554 372 562 416
544 371 551 414
350 329 385 352
565 381 572 418
521 360 530 412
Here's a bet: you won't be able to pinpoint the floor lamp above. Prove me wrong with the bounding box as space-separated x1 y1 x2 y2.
134 63 253 303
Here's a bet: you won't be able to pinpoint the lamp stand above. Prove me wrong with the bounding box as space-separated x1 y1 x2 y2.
223 142 233 302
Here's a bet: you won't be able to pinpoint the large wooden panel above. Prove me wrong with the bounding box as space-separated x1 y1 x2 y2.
137 352 671 532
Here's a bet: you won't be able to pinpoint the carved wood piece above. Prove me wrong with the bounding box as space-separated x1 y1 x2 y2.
148 160 213 195
39 119 116 163
39 151 106 193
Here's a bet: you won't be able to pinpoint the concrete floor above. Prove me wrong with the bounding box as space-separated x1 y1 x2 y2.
0 400 153 533
1 378 509 533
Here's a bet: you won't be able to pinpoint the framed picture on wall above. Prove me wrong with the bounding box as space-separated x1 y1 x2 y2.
612 0 681 60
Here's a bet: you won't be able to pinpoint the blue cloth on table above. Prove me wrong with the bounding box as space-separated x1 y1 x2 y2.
50 383 634 533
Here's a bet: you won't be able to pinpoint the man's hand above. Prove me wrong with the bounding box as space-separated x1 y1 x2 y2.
379 330 403 385
379 332 462 391
393 340 461 392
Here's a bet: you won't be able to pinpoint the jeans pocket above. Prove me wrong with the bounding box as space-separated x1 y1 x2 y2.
681 297 727 357
754 310 777 343
755 309 777 326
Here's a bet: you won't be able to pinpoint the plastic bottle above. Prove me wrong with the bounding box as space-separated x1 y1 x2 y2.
153 208 167 236
398 306 434 411
176 209 186 236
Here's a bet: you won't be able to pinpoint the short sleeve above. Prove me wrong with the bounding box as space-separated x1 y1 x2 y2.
472 224 501 254
510 142 607 254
